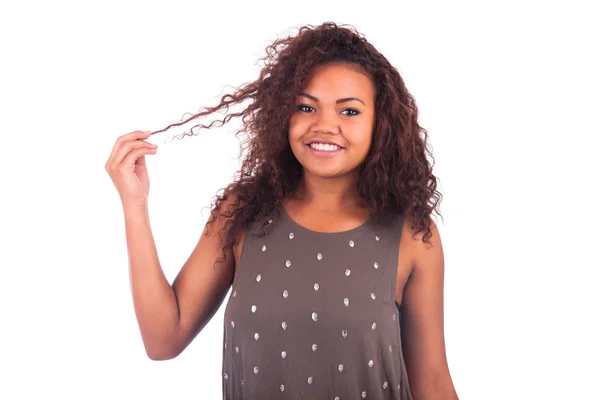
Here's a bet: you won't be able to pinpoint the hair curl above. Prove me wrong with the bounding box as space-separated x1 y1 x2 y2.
150 22 443 268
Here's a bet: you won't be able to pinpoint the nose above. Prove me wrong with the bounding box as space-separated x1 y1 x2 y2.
313 109 340 134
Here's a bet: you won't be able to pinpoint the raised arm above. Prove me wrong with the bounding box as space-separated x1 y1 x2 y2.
124 194 239 360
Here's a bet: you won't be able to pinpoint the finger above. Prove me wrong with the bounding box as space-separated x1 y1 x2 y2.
110 139 157 168
119 146 157 172
107 139 152 171
107 140 158 170
109 130 152 161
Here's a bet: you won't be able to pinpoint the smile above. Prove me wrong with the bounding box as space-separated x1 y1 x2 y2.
306 143 344 156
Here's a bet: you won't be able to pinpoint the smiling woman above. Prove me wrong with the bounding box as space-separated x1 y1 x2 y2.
289 63 376 179
106 21 456 400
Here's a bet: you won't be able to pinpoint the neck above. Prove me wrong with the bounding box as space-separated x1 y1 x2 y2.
290 169 362 212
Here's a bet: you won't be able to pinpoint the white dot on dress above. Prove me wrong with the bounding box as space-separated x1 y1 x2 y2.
223 372 228 380
389 344 393 353
251 305 257 313
314 283 320 291
373 262 379 269
361 391 367 398
281 351 287 359
256 274 261 282
289 232 294 239
312 343 318 352
383 381 388 389
371 293 376 300
345 269 351 276
283 290 289 298
253 366 259 374
282 321 287 330
372 322 377 330
375 235 380 241
312 312 318 321
317 253 323 260
344 298 349 306
261 245 267 252
338 364 344 372
280 384 285 392
308 376 313 385
285 260 291 268
349 240 354 247
368 360 374 367
231 321 235 328
235 346 239 353
341 329 348 338
254 333 259 341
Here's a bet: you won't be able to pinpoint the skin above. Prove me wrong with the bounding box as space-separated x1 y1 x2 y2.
239 62 458 398
163 62 458 398
285 62 376 227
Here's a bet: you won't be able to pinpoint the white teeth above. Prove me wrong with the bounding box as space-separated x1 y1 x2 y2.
310 143 340 151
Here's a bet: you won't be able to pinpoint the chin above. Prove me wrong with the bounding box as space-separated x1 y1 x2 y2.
303 165 347 179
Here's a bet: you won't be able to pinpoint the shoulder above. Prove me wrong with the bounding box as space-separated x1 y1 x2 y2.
204 190 249 265
205 190 245 236
402 214 443 274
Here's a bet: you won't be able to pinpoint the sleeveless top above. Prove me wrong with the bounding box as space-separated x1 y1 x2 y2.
221 205 413 400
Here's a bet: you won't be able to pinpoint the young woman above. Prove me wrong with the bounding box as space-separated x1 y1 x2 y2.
106 22 458 400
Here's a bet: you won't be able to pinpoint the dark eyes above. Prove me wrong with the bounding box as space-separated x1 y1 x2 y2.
297 104 360 116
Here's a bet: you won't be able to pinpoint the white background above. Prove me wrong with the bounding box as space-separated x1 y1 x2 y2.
1 0 598 399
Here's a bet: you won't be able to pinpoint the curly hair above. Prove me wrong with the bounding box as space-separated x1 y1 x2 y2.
150 22 443 268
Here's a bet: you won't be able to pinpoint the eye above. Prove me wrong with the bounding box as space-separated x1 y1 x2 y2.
297 105 360 116
341 108 360 116
297 104 314 112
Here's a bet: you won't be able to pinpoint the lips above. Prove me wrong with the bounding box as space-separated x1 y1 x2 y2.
306 139 344 148
306 143 344 156
307 137 344 147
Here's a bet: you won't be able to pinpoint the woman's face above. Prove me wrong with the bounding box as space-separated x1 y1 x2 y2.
288 62 376 179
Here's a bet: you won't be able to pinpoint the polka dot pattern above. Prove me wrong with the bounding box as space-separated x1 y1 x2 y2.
221 207 411 398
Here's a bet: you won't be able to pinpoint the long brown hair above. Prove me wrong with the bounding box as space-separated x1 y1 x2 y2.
150 22 443 268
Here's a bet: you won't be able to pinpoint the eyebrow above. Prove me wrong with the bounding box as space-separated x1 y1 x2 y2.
299 92 365 105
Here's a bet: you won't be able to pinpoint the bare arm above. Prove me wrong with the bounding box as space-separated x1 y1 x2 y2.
401 218 459 399
125 196 237 360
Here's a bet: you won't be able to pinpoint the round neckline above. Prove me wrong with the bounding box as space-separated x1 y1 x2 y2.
280 203 373 235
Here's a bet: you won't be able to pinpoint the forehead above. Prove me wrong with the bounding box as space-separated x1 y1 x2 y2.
301 63 375 100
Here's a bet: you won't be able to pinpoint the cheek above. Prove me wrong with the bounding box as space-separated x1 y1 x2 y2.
288 119 309 142
348 128 373 150
288 126 301 144
287 127 305 156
